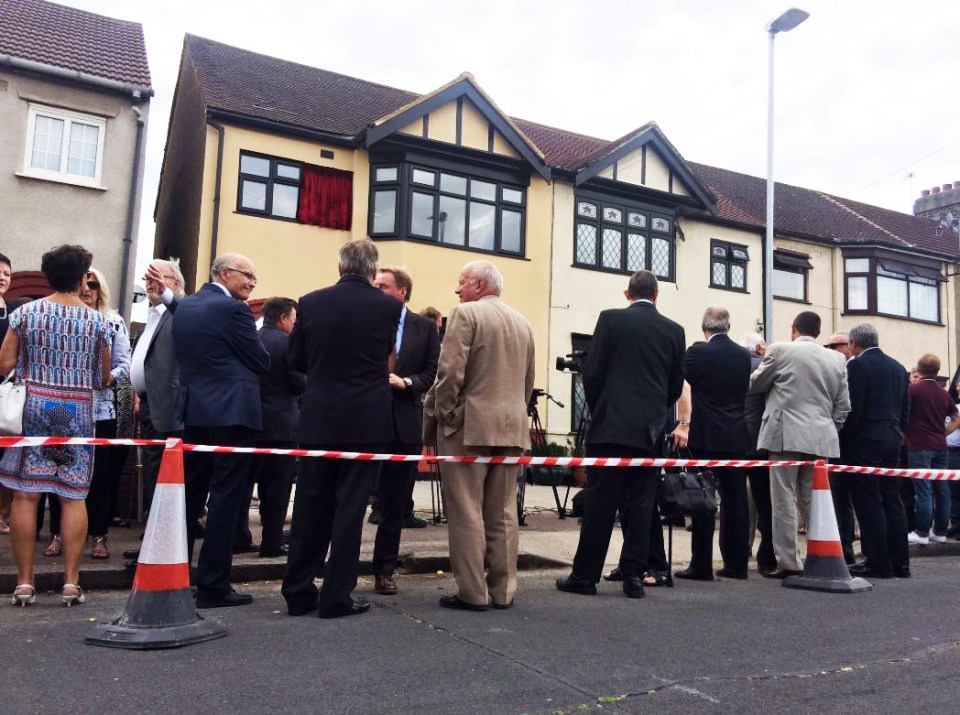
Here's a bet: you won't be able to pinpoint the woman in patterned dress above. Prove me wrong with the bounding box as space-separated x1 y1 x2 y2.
43 267 131 560
0 252 12 535
0 245 110 607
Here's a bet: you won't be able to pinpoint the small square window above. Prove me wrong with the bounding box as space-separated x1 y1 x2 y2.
627 212 647 228
241 155 270 177
412 168 436 186
276 163 300 180
652 217 670 233
440 173 467 195
846 258 870 273
731 247 749 261
712 245 728 258
502 187 523 204
241 180 267 211
375 166 399 183
470 180 497 202
577 201 597 218
602 207 623 224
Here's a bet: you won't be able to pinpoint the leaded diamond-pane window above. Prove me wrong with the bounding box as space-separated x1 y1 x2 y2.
576 224 597 264
626 233 646 272
730 263 746 290
712 261 727 286
601 229 622 269
710 239 748 292
651 237 671 278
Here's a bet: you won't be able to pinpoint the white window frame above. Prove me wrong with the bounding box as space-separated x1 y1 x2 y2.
20 103 107 189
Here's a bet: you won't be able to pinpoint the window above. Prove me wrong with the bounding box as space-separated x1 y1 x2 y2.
237 151 301 220
569 335 592 433
369 163 525 257
710 241 749 291
574 193 674 279
844 254 942 323
21 103 106 187
772 250 812 302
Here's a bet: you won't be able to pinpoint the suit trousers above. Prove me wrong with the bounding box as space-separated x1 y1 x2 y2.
281 443 382 614
438 427 521 607
246 442 296 554
137 394 182 518
617 498 669 574
768 452 815 572
572 443 659 583
849 437 908 573
372 441 421 577
830 469 857 565
688 455 749 575
747 467 776 571
184 425 257 599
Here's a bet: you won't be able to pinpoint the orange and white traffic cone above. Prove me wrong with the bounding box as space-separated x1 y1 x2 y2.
86 439 227 649
783 460 872 594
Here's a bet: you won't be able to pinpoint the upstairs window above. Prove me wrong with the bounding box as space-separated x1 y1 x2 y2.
238 152 302 220
21 103 106 188
710 240 749 291
844 254 942 323
772 250 812 302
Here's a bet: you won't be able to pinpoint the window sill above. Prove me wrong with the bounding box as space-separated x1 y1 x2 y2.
709 283 748 294
233 210 302 224
373 235 529 261
572 263 675 283
774 295 809 304
15 170 106 191
842 310 943 327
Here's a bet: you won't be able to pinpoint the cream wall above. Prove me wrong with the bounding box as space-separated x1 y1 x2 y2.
770 237 834 344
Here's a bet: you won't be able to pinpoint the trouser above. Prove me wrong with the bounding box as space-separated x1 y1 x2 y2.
849 437 908 573
138 393 182 519
372 441 422 576
949 448 960 531
688 454 749 575
909 449 950 537
830 466 857 565
282 443 382 614
572 443 659 583
768 452 815 572
617 498 669 574
184 425 257 599
747 466 776 570
438 427 521 607
243 441 296 553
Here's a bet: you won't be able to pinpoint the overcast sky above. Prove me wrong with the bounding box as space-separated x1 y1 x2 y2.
57 0 960 288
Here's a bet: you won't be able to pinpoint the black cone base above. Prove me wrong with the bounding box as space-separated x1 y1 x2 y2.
782 556 873 594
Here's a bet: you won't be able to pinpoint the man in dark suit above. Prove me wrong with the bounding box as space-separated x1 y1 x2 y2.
742 333 776 575
172 253 270 608
238 297 305 558
370 267 440 595
676 306 752 581
281 239 401 619
840 323 911 578
557 270 685 600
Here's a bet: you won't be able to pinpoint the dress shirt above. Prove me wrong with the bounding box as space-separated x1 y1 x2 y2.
130 303 166 393
395 305 407 357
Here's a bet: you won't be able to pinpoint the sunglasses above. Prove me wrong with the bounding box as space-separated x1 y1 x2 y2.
826 343 847 350
86 281 100 290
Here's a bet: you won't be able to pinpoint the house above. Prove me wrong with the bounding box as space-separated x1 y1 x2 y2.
0 0 152 316
155 35 958 439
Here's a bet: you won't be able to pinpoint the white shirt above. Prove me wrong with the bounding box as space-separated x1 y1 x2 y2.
130 303 167 393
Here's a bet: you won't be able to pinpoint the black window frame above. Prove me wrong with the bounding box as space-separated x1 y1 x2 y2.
236 150 302 223
843 252 943 324
772 250 811 303
573 191 675 281
368 161 527 258
709 240 749 292
569 334 592 434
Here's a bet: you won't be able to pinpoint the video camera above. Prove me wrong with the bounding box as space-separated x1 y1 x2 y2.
555 349 587 374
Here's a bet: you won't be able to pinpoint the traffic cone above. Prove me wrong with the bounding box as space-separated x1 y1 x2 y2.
86 439 227 649
783 460 872 594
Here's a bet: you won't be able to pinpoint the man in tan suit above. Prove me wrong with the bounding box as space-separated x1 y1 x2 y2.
749 311 850 578
424 260 535 611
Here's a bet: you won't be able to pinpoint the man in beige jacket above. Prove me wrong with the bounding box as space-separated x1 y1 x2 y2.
749 311 850 578
424 260 535 611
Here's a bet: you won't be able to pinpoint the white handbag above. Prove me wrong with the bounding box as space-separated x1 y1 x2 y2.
0 370 26 436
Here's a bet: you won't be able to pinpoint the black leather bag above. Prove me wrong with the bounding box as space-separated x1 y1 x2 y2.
658 449 718 517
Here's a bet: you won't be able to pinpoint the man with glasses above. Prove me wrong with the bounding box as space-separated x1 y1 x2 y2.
825 332 857 564
173 253 270 608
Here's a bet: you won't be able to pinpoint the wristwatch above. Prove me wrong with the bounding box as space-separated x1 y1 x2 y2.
678 419 690 426
403 377 413 389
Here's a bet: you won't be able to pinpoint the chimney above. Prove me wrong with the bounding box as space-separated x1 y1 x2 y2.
914 181 960 236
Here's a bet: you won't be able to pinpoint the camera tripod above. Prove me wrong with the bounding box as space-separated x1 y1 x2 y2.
525 388 569 523
555 403 590 518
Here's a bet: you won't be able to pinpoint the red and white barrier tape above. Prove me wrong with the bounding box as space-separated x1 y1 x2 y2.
0 436 955 479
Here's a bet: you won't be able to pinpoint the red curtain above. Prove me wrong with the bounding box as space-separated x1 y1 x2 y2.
297 164 353 230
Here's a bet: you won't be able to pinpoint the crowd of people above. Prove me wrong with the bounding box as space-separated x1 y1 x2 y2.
1 242 957 613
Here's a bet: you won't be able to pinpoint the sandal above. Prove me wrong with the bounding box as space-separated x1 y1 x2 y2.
43 534 63 557
10 583 36 607
0 520 10 535
642 571 670 587
61 583 85 607
111 517 130 528
91 536 109 559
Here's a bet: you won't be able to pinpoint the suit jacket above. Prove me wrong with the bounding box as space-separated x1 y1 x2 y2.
392 309 441 445
750 335 850 458
424 295 535 449
290 274 401 446
744 353 766 455
840 347 909 459
257 324 307 443
172 283 270 431
684 333 752 454
583 301 685 450
140 295 183 434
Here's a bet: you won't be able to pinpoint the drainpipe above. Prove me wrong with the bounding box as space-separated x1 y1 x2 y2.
207 119 225 262
118 90 145 318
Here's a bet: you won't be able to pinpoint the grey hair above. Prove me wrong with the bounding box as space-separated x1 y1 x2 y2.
848 323 879 349
339 239 379 278
464 260 503 296
742 332 766 354
156 258 185 297
702 305 730 334
211 253 246 282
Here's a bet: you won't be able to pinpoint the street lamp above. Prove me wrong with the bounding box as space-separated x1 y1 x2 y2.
764 7 809 343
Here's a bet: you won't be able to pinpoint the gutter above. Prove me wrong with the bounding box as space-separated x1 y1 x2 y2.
206 108 357 148
207 118 225 261
117 91 145 317
0 53 153 97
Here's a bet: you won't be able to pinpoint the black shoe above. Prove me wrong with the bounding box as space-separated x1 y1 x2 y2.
439 594 488 611
318 596 371 619
555 574 597 595
716 568 748 580
402 515 428 529
282 529 291 544
674 567 714 581
259 545 289 558
196 590 254 609
622 576 645 599
368 511 383 525
122 548 141 559
893 566 911 578
232 543 260 554
123 558 138 571
492 600 513 610
603 567 624 582
849 561 893 579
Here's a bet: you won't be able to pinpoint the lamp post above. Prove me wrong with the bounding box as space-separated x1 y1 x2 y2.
764 8 809 343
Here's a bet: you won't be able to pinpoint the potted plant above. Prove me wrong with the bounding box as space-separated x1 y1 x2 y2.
566 437 588 487
527 440 569 486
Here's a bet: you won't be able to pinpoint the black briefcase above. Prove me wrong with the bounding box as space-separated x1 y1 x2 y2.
658 449 718 518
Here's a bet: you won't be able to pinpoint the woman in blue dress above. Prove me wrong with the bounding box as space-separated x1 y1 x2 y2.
0 245 110 607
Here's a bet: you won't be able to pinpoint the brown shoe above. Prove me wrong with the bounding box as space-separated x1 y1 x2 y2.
42 534 62 557
375 575 397 595
91 536 109 560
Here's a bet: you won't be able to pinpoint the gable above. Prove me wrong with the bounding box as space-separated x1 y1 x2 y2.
393 96 519 159
596 145 691 198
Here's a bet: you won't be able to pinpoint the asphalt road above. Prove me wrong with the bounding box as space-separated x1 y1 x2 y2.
3 559 958 714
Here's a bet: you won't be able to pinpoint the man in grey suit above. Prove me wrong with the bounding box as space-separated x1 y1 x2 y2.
749 311 850 578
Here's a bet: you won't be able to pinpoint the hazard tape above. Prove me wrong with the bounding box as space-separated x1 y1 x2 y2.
0 436 956 479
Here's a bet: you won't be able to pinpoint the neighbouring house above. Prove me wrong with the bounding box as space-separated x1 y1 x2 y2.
155 35 958 439
0 0 151 316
